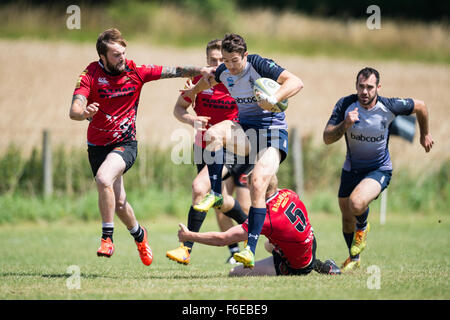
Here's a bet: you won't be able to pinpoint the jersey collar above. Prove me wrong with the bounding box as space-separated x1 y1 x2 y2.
266 189 280 204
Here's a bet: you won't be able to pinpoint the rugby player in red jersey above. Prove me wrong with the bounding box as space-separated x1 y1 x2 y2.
177 174 341 276
166 39 253 265
69 28 215 266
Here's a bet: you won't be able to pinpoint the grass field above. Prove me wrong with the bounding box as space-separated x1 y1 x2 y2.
1 212 448 300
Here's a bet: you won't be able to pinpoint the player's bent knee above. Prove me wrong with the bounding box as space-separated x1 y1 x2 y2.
349 196 366 215
192 180 208 198
204 128 223 146
95 173 114 189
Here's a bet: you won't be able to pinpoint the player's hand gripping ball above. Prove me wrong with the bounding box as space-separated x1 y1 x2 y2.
253 77 288 113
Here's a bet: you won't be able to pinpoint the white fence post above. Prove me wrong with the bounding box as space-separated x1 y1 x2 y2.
291 128 304 196
380 189 387 225
43 130 53 196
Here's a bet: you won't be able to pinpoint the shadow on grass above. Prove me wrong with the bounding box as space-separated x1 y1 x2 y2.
0 272 120 279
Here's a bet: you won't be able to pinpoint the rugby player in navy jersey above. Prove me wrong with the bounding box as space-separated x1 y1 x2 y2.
182 33 304 268
323 67 434 271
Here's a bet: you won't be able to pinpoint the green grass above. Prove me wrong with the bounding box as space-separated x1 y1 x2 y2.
1 212 448 300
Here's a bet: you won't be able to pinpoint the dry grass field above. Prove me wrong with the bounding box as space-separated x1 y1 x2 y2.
1 39 448 170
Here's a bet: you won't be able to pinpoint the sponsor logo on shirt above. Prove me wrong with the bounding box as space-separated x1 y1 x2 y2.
271 192 289 212
226 77 235 88
236 96 258 104
98 77 109 85
350 132 385 142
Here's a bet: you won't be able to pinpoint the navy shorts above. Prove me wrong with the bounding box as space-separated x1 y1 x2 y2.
338 168 392 198
240 124 289 164
273 236 317 276
87 140 137 177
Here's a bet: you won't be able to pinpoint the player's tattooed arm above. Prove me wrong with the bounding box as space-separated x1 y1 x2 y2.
160 65 216 79
160 66 202 79
70 94 98 121
72 94 87 107
323 122 347 145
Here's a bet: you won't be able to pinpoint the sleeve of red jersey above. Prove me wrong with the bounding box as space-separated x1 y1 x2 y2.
73 67 92 98
137 64 163 83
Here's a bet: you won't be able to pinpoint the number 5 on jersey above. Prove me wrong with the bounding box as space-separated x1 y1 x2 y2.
284 202 307 232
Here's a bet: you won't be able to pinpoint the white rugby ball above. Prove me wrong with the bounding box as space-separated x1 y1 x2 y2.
253 77 288 113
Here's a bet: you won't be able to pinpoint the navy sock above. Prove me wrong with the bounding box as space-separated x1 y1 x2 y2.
343 232 354 250
223 200 247 224
356 208 369 230
246 207 266 254
343 231 359 260
183 206 207 251
206 148 224 195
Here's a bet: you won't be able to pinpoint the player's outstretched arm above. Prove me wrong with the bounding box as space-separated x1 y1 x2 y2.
160 65 215 79
412 99 434 152
69 94 98 121
178 223 247 247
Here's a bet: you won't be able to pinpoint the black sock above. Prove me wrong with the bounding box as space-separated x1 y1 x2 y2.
343 231 360 260
343 232 353 250
183 206 207 251
206 148 224 195
228 243 239 254
102 227 114 242
130 225 145 243
356 208 369 230
223 200 247 224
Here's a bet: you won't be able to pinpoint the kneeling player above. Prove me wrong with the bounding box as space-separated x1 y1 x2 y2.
177 174 341 276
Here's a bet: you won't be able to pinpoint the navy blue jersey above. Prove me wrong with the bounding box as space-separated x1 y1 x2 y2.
327 94 414 171
215 54 286 129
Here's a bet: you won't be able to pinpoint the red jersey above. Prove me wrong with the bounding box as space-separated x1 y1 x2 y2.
183 75 238 148
73 59 162 146
242 189 314 269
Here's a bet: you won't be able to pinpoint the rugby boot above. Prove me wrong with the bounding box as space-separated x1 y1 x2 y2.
341 256 361 272
97 237 114 258
350 223 371 256
314 259 342 275
233 246 255 269
135 227 153 266
166 245 191 265
193 192 223 212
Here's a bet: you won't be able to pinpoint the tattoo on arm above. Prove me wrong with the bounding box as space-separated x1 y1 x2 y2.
72 94 87 107
160 66 201 79
324 122 347 144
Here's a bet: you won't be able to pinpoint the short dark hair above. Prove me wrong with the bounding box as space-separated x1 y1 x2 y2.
96 28 127 58
356 67 380 85
221 33 247 57
206 39 222 56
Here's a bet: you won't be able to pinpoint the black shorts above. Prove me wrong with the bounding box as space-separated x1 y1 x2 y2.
87 140 137 177
194 145 254 188
338 168 392 198
273 236 317 276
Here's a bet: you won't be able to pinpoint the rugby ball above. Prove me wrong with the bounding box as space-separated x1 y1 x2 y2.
253 77 288 113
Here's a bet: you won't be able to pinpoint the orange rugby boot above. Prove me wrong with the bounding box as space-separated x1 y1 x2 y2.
97 237 115 258
135 227 153 266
